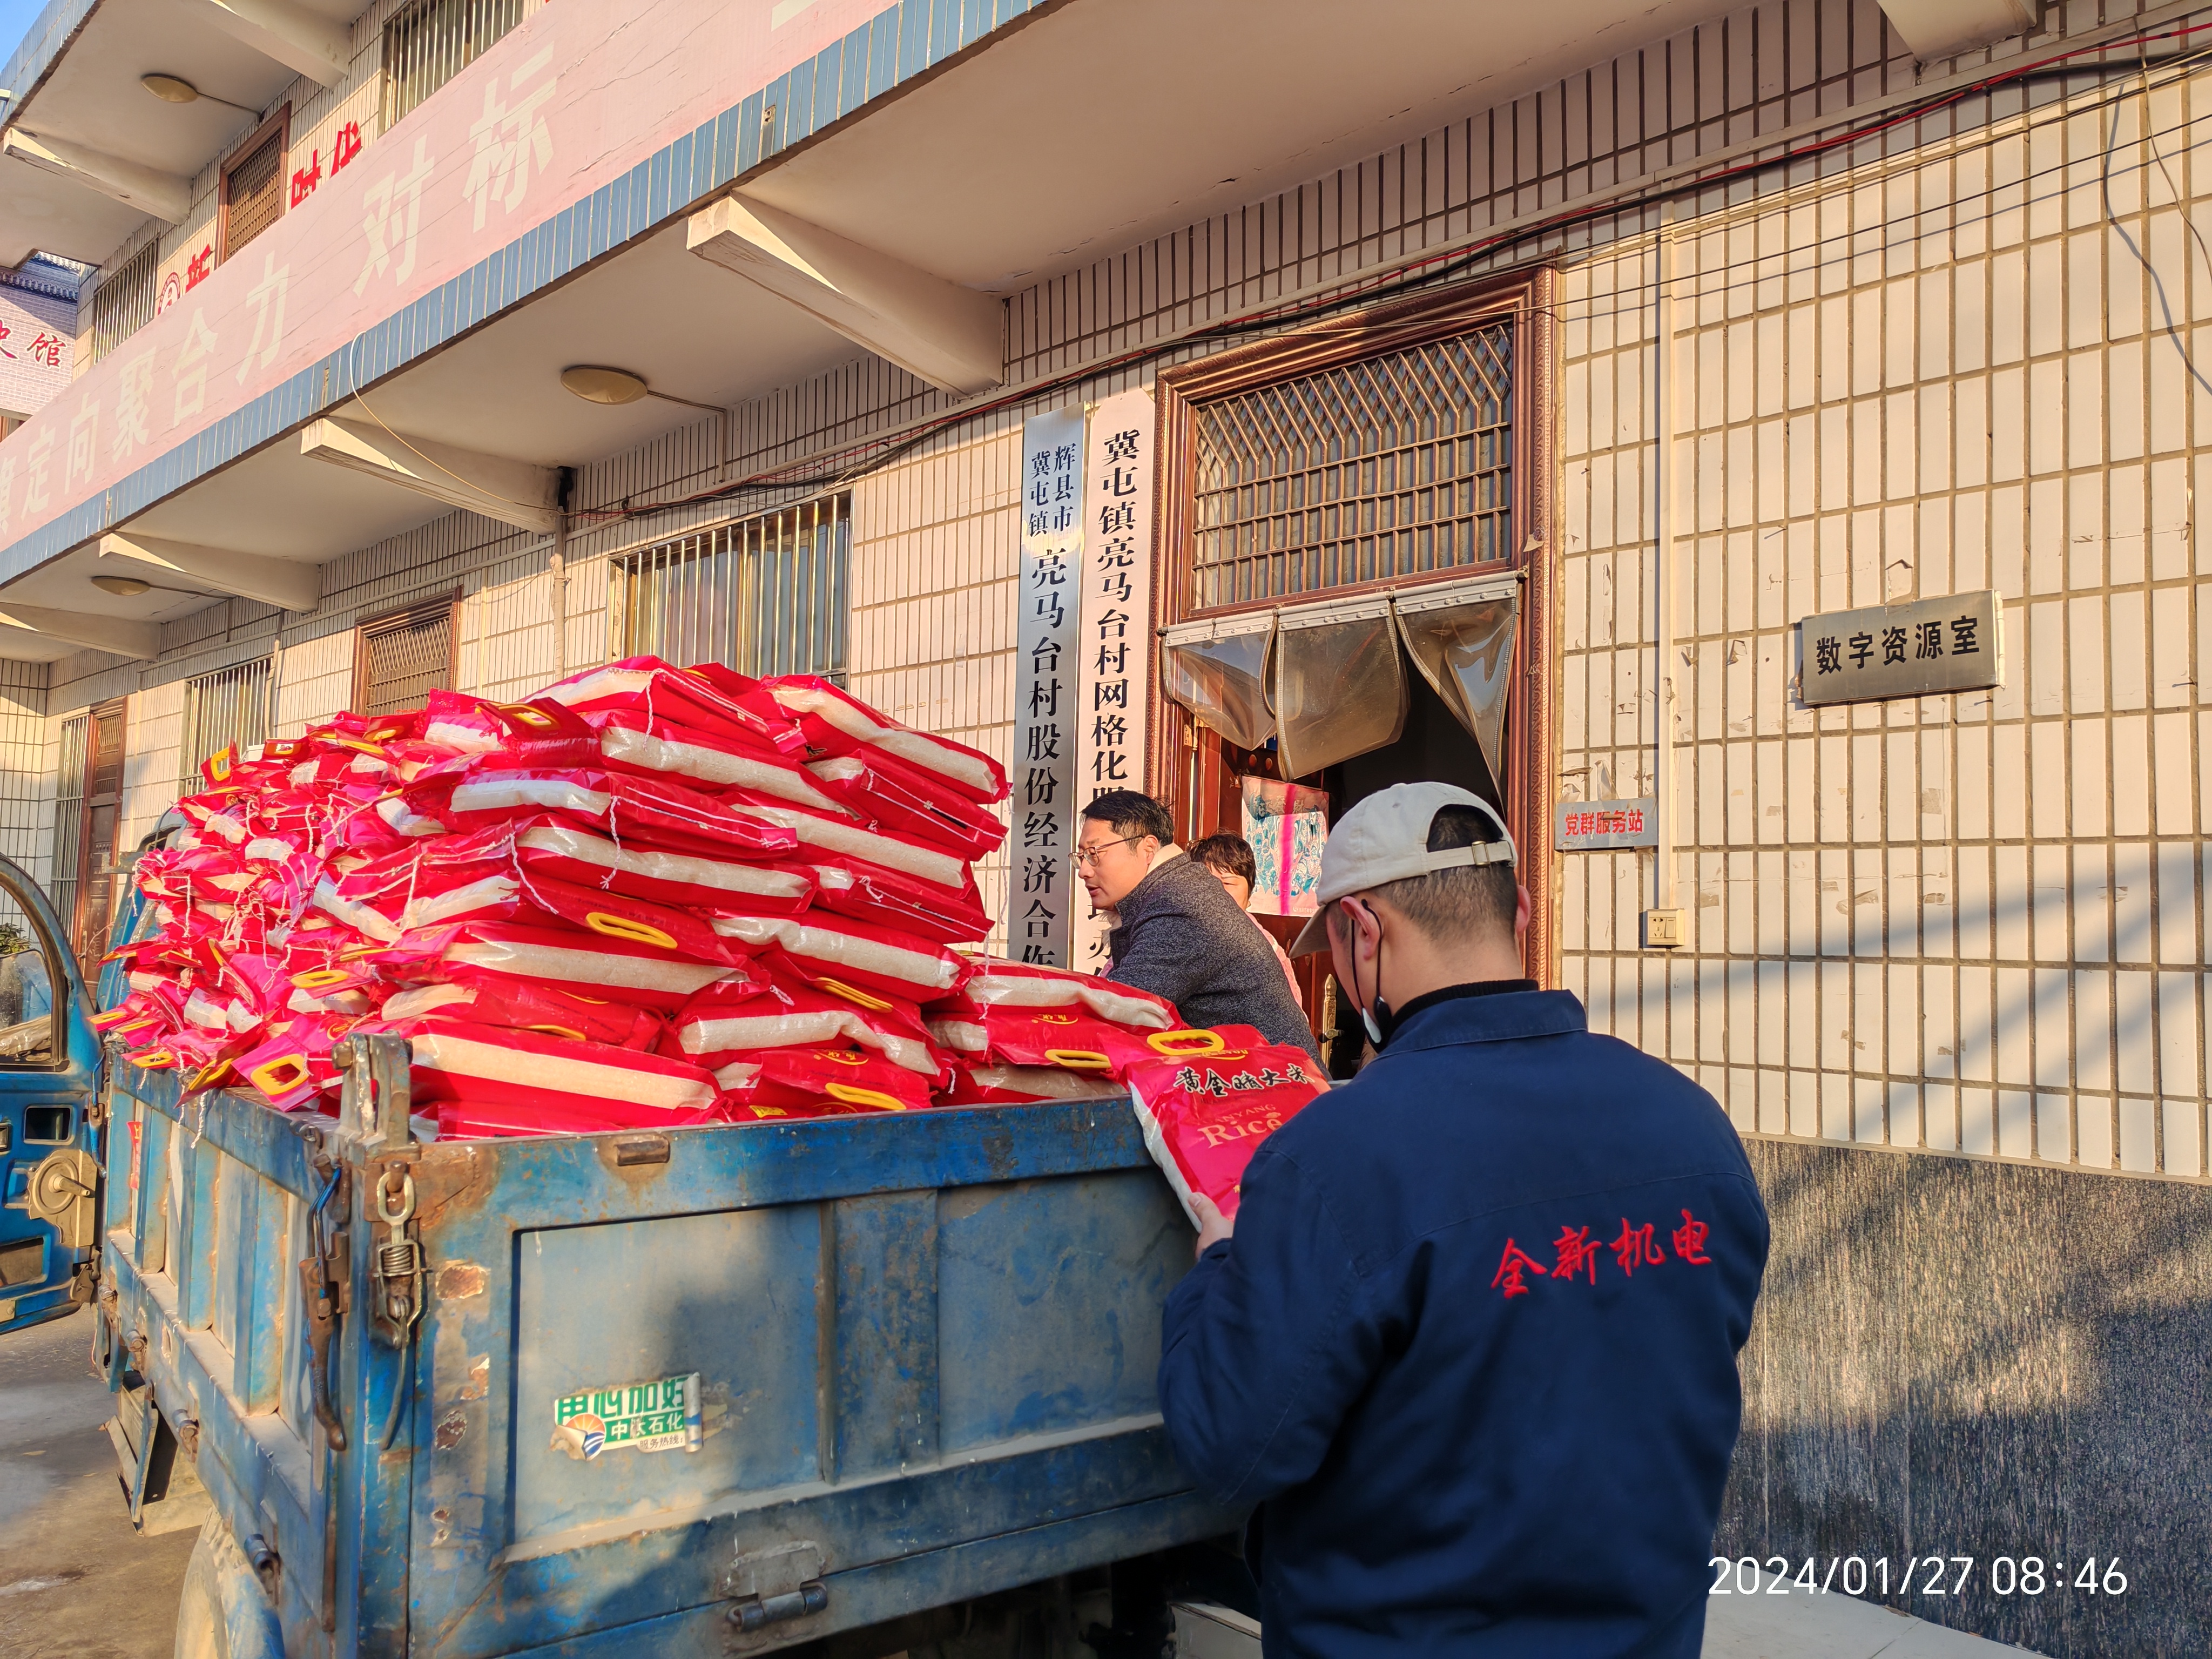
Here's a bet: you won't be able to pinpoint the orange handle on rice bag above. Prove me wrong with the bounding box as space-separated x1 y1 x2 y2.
1124 1026 1328 1228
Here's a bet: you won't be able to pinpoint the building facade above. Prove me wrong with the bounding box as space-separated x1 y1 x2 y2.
1 0 2209 1649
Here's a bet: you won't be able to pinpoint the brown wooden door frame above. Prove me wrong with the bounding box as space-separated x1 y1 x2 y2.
73 697 127 965
1143 267 1563 986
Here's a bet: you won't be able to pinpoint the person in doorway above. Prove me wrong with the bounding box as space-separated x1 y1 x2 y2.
1077 790 1319 1060
1189 832 1303 1009
1156 781 1769 1658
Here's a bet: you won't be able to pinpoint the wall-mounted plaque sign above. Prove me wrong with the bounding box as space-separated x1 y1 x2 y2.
1556 798 1660 851
1797 589 2004 707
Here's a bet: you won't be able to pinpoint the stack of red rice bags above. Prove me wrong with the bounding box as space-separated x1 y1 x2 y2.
103 659 1201 1140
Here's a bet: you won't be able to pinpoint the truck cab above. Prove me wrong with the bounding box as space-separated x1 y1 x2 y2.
0 852 104 1337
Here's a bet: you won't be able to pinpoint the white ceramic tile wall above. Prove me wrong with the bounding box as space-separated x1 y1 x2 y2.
1558 70 2211 1177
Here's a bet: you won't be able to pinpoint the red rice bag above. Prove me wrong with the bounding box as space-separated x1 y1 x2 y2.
802 859 991 946
802 752 1008 859
595 711 845 814
1125 1027 1328 1226
512 818 814 916
940 1064 1124 1105
711 1044 938 1118
536 657 806 756
669 974 942 1080
380 970 670 1049
706 910 969 1003
927 959 1179 1030
393 1017 720 1128
739 799 974 895
420 766 797 860
925 1004 1198 1080
434 921 748 1009
744 676 1009 805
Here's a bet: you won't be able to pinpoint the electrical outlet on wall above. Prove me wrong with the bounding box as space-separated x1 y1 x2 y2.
1641 908 1686 949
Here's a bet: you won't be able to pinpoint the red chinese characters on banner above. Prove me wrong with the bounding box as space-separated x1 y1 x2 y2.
186 246 213 289
1492 1209 1716 1300
333 120 363 173
25 333 62 368
1563 807 1647 839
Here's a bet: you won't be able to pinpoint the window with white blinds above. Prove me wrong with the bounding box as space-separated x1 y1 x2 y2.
614 495 849 680
179 659 272 792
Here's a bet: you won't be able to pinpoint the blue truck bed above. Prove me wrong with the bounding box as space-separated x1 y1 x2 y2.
98 1036 1239 1657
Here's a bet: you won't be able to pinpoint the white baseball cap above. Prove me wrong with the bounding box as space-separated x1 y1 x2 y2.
1289 781 1517 956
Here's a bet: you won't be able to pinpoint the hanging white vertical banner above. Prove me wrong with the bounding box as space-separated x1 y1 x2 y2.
1071 387 1157 973
1008 406 1087 966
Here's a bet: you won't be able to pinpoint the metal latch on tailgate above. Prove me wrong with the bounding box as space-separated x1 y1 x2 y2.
718 1542 828 1647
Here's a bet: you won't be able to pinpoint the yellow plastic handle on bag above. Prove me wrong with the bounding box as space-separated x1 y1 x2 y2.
1148 1028 1227 1056
825 1082 907 1112
586 912 677 950
1043 1049 1114 1071
291 967 353 989
816 976 893 1011
521 1024 587 1042
248 1055 311 1095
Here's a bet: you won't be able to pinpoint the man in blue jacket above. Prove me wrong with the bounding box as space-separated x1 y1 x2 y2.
1157 782 1768 1658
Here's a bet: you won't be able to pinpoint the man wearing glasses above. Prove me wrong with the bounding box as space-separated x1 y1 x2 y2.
1076 790 1319 1060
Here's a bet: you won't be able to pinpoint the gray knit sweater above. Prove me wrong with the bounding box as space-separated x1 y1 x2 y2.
1105 850 1321 1060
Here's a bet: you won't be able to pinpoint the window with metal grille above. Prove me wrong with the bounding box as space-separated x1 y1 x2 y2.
221 113 288 260
354 597 456 717
89 239 158 365
383 0 531 128
1188 321 1514 612
179 659 272 793
615 496 849 680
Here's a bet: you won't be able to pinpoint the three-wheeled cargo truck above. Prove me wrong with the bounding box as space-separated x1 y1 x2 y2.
4 861 1253 1658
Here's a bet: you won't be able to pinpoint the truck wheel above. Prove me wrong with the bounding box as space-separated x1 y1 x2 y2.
174 1518 284 1659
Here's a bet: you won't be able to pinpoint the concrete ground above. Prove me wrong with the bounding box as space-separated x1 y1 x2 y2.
3 1305 2038 1659
1704 1571 2043 1657
0 1307 196 1659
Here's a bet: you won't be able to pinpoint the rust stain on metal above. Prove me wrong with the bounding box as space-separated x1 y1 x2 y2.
430 1506 452 1546
434 1409 468 1451
457 1355 490 1401
597 1129 675 1191
409 1143 500 1231
435 1261 489 1300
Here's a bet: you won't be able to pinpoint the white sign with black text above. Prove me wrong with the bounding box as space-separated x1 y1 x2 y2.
1071 388 1157 972
1009 408 1087 966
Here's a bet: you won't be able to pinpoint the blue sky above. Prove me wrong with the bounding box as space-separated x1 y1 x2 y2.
0 0 49 78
